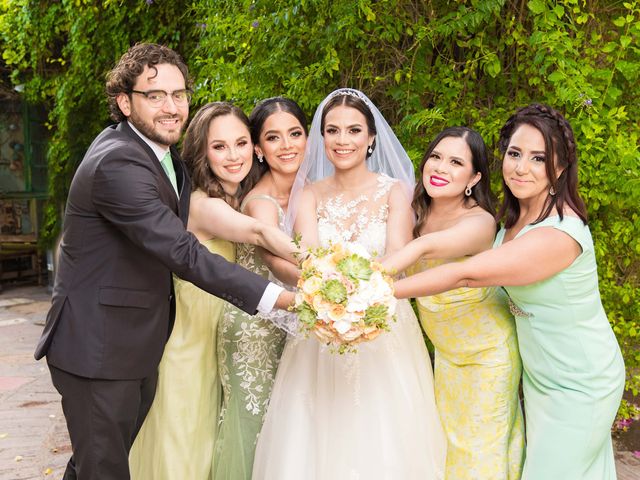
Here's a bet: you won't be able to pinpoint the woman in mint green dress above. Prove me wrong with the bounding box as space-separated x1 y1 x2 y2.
214 98 307 479
391 104 625 479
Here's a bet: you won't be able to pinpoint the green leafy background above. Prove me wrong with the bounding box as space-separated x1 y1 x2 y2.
1 0 638 416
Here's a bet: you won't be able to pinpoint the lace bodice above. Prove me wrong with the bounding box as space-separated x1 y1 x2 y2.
234 194 286 276
317 174 396 256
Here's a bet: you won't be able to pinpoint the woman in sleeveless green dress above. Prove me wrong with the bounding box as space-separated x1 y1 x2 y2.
213 98 307 480
391 105 625 480
129 102 298 480
387 127 524 479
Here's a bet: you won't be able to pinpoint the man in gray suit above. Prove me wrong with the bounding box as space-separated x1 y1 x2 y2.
34 43 293 480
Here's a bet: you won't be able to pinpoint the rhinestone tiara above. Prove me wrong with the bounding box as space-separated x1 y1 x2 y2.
328 88 371 106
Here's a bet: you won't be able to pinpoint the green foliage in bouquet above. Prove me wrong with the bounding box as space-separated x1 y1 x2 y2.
320 278 348 304
297 301 317 329
337 255 373 282
363 304 390 327
1 0 638 416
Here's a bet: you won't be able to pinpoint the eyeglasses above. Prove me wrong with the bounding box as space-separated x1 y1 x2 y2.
130 89 192 106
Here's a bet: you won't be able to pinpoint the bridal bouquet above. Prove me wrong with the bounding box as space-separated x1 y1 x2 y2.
294 242 397 353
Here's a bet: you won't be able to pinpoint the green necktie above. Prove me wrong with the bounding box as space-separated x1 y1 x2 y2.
160 151 178 195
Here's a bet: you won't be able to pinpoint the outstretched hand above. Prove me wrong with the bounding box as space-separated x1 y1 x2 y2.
274 289 296 311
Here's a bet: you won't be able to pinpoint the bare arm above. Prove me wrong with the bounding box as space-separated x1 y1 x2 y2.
393 227 581 299
243 197 301 286
293 187 320 248
382 211 496 274
188 194 298 263
383 182 415 255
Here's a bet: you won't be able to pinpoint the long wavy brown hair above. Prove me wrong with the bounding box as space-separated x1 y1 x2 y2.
497 104 588 228
181 102 262 209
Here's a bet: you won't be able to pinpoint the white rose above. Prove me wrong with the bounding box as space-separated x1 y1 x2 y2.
346 294 368 313
333 319 352 334
344 242 371 259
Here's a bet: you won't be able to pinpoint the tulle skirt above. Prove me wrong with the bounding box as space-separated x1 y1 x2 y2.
252 299 446 480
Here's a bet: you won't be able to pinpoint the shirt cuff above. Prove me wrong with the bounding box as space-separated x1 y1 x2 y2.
256 282 284 314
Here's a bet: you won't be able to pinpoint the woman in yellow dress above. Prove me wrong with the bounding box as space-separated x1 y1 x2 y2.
384 127 524 479
129 102 298 480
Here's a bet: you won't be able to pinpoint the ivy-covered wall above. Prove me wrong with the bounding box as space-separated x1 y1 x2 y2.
1 0 638 413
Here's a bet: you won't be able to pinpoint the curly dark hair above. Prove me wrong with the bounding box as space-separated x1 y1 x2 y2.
412 126 495 238
181 102 261 209
105 43 190 122
497 103 587 228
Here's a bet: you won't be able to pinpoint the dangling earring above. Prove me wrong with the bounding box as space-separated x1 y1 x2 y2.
367 145 373 155
257 154 264 163
549 186 556 196
465 185 472 196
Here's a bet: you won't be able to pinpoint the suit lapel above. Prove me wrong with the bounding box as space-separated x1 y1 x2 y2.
171 146 191 226
117 122 179 211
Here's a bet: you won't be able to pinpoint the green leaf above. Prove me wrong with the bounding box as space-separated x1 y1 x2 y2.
620 35 632 49
613 16 626 27
547 70 564 82
484 54 501 78
576 13 588 24
615 61 639 81
528 0 546 15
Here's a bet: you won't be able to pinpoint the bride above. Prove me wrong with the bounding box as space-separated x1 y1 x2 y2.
252 88 446 479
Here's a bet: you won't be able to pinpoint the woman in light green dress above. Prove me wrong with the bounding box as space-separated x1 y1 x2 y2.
214 98 307 480
387 127 524 479
129 102 298 480
392 104 625 479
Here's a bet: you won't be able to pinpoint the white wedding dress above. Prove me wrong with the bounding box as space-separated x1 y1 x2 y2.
252 175 446 480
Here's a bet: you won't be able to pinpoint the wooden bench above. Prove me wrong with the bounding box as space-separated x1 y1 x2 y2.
0 234 42 290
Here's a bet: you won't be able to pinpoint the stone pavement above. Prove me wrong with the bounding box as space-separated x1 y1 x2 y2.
0 284 639 480
0 285 68 480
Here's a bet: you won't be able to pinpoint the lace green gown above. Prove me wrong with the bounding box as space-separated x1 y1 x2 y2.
495 216 625 480
129 238 235 480
213 195 287 480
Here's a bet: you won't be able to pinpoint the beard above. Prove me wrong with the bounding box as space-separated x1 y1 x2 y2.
128 108 185 148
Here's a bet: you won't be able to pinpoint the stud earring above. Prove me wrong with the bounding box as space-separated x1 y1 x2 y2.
465 186 472 196
549 186 556 196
